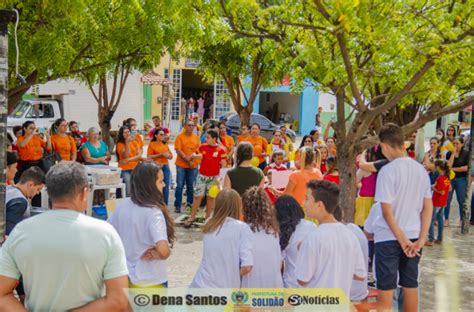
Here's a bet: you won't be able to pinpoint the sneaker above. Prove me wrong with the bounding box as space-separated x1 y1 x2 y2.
434 240 442 244
425 241 434 246
174 207 181 213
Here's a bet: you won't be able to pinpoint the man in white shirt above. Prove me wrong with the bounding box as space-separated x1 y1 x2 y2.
296 180 366 299
375 123 432 312
0 162 129 311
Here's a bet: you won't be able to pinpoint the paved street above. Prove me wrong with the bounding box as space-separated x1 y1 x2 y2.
167 192 474 312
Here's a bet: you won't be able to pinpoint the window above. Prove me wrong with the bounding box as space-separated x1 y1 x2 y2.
214 79 231 118
25 103 54 118
170 69 181 121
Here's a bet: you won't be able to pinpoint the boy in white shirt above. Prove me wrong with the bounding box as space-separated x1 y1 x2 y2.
375 123 432 311
296 180 366 298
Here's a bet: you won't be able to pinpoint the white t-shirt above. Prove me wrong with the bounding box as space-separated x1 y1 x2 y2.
241 229 283 288
295 223 366 298
346 223 369 301
190 217 253 288
108 198 169 286
374 157 432 241
282 219 317 288
0 209 128 311
364 202 388 243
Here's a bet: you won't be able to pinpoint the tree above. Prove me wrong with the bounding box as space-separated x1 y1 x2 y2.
5 0 104 111
215 0 474 221
6 0 182 147
73 0 181 148
186 1 287 126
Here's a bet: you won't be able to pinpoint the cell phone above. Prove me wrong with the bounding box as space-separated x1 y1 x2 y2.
39 127 46 134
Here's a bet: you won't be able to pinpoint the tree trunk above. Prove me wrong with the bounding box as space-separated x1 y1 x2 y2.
239 107 251 128
461 104 473 234
7 70 38 112
0 9 15 244
98 107 116 153
337 146 358 222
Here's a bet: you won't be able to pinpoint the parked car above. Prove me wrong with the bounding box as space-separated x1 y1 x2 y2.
218 112 297 142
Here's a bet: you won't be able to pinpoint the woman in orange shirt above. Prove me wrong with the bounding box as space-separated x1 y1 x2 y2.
50 118 77 161
237 125 251 143
272 146 323 207
219 121 235 166
16 121 52 206
123 118 144 149
116 125 143 197
147 129 173 205
248 123 268 170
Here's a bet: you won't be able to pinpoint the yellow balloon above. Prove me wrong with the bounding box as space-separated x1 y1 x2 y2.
251 156 260 167
208 185 220 198
449 170 455 180
289 150 296 161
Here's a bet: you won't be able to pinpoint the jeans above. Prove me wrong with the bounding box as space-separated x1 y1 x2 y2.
161 165 171 205
174 166 197 209
429 207 444 241
445 176 468 221
117 170 132 198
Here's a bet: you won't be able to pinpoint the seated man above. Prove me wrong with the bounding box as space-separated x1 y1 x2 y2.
0 162 129 311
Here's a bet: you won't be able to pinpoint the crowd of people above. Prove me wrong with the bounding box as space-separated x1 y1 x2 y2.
1 110 473 310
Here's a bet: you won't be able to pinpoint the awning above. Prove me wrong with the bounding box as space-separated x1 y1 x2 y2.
140 71 172 86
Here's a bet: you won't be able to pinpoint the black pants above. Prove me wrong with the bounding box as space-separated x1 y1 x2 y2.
17 160 43 207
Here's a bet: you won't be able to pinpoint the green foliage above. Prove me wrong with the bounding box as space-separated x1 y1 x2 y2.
6 0 181 89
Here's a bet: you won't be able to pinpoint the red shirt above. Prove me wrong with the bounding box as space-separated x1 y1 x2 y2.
320 162 327 174
432 175 450 207
324 174 340 185
265 163 288 173
198 144 227 177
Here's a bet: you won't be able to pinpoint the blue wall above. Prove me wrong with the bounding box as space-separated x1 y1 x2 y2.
244 79 318 135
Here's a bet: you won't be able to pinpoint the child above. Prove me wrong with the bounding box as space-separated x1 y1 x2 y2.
319 146 328 174
275 195 317 288
323 156 339 185
184 129 227 227
264 150 288 204
264 150 288 175
241 187 283 288
426 159 451 246
296 180 366 297
374 123 432 311
190 189 253 288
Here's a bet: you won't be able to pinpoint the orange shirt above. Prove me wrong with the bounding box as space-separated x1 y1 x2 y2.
288 168 323 206
117 141 140 171
237 134 250 143
17 135 46 161
248 135 268 164
147 141 172 166
134 133 144 148
51 134 77 161
220 134 235 156
174 132 200 168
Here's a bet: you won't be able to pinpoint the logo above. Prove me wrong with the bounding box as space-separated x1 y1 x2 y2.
288 294 302 306
231 291 249 305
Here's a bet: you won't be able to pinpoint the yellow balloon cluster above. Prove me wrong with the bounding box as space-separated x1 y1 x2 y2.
208 185 220 198
289 150 296 161
251 157 260 167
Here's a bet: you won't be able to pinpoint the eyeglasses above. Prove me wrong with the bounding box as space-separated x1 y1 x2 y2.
186 124 194 127
27 127 35 130
130 124 137 127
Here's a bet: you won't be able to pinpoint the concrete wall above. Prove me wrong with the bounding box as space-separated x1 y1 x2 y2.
36 72 144 131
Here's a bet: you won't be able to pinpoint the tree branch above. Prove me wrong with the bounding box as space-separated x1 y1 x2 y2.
402 96 474 135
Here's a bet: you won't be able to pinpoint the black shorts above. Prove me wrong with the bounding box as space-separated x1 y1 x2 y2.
375 240 421 290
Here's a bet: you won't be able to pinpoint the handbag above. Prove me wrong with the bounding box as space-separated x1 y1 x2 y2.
40 150 61 173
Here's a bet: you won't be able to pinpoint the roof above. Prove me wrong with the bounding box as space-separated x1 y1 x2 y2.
140 71 172 86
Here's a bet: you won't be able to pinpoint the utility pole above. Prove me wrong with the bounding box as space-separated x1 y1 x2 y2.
0 9 16 244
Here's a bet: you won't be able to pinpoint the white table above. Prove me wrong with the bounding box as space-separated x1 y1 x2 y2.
40 182 126 216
